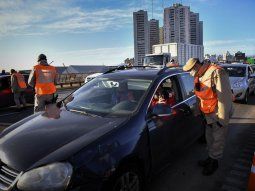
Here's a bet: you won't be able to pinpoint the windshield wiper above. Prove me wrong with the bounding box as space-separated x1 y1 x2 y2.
69 109 101 118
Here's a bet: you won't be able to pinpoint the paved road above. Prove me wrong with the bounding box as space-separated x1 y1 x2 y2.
0 89 254 191
149 95 255 191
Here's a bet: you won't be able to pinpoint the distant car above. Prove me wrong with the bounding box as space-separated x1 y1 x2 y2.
221 63 255 103
0 67 205 191
84 72 103 83
0 74 34 108
250 64 255 73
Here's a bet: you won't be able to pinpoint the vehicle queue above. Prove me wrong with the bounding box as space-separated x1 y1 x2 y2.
0 57 254 191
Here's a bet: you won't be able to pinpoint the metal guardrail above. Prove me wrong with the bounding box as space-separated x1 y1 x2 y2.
56 73 88 87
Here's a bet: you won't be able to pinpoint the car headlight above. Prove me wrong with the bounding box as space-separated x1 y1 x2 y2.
17 162 73 191
233 81 244 88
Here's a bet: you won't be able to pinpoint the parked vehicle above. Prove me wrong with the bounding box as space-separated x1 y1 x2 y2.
143 53 171 68
250 64 255 73
0 74 34 108
221 63 255 103
84 72 103 83
0 66 205 191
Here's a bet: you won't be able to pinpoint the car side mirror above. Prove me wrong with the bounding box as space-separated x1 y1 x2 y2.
148 103 173 118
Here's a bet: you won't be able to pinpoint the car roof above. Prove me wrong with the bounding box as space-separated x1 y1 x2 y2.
102 67 184 80
220 63 249 68
0 75 10 78
0 74 29 79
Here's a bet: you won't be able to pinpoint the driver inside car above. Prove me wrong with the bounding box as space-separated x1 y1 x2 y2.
112 81 134 104
151 81 176 108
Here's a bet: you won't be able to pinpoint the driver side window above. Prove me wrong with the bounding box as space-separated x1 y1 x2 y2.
150 76 182 109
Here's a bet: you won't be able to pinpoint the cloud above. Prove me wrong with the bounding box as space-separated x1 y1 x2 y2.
0 0 134 36
43 8 133 33
205 39 255 46
53 46 134 66
204 39 255 55
0 46 134 71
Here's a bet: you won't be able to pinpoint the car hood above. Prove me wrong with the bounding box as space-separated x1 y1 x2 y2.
229 77 246 86
0 107 127 171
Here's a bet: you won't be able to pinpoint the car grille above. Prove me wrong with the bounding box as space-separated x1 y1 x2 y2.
0 163 22 191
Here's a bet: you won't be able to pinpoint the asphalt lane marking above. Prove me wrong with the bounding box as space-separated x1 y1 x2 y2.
232 163 250 171
0 112 20 117
225 177 246 188
230 170 249 178
221 184 242 191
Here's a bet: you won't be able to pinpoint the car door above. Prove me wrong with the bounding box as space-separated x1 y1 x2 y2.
147 75 191 171
0 76 14 107
177 73 205 146
248 66 255 93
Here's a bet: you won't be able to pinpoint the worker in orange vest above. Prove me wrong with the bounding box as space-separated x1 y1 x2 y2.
183 58 234 176
10 69 27 111
28 54 57 112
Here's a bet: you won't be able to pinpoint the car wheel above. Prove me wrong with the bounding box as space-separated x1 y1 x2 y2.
106 165 144 191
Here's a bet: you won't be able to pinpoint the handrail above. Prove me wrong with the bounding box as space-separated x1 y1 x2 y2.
56 73 88 87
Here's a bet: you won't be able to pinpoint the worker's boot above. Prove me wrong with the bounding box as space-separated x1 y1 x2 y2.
202 158 218 176
198 157 211 167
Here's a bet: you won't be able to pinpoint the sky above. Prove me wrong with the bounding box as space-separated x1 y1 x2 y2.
0 0 255 71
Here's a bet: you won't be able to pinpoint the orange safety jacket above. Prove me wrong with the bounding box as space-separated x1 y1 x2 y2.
194 65 222 114
34 64 56 95
14 72 27 89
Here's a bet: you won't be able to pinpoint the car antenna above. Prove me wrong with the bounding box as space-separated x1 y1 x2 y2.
62 63 70 74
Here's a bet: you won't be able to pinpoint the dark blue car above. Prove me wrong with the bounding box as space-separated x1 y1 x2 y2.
0 67 205 191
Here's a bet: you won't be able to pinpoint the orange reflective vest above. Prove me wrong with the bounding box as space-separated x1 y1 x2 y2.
194 65 222 114
34 64 56 95
14 72 27 89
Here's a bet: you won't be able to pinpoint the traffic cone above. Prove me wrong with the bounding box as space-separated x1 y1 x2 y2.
248 152 255 191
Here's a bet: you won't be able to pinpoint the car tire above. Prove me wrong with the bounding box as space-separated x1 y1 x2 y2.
105 164 144 191
242 90 249 104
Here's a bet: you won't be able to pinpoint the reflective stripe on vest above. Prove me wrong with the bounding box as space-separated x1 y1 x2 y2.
194 65 222 114
14 73 27 89
34 65 56 95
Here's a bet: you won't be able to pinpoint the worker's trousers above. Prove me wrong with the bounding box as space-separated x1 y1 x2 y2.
34 94 54 113
206 122 228 160
14 91 26 108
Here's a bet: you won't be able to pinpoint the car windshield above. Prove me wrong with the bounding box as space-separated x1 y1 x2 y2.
222 66 246 77
64 77 152 117
143 55 163 66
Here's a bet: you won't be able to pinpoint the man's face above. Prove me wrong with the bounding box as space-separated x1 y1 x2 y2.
189 64 200 77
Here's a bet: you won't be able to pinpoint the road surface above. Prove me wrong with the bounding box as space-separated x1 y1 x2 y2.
0 88 254 191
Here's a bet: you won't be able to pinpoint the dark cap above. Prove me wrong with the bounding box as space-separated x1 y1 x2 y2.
38 54 47 62
10 69 16 74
